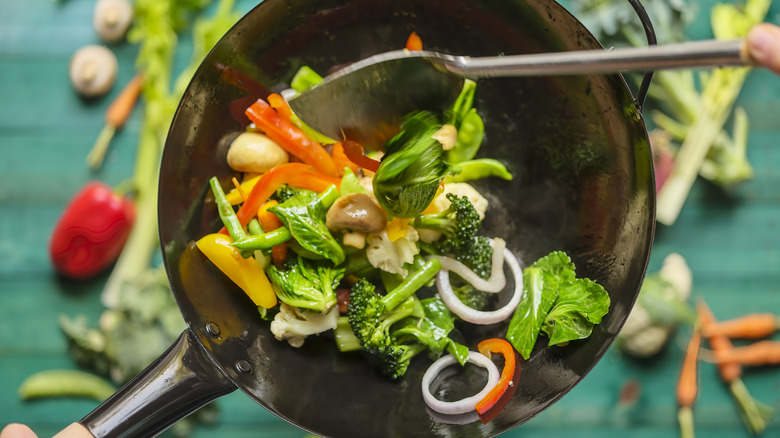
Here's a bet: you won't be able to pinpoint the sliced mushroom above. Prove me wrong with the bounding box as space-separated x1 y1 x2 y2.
93 0 134 44
326 193 387 234
69 45 118 98
227 132 289 173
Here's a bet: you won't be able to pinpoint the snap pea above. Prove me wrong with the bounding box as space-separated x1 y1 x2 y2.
446 78 477 127
18 369 115 402
447 108 485 164
445 158 512 183
232 227 292 250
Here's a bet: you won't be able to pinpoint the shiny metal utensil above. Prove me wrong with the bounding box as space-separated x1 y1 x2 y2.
289 38 752 147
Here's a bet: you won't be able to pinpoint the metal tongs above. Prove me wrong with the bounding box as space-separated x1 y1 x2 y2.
289 38 755 147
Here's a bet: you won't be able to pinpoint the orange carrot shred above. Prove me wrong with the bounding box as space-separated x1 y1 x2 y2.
406 31 423 51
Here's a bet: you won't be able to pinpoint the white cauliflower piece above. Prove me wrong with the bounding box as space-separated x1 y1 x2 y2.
366 228 420 276
270 303 339 348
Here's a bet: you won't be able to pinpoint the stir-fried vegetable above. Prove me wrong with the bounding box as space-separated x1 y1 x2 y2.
373 111 450 218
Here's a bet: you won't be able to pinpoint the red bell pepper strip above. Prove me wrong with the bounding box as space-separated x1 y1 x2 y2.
475 338 518 419
221 162 311 234
245 98 339 178
288 171 341 193
342 139 381 173
49 181 135 279
332 142 359 176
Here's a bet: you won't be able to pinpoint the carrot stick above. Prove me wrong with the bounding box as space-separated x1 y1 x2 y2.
332 142 359 175
704 313 779 339
714 340 780 366
677 328 701 438
696 300 771 435
87 73 144 170
697 301 741 383
405 31 422 51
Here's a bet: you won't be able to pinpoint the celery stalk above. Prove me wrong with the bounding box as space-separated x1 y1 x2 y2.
655 0 769 225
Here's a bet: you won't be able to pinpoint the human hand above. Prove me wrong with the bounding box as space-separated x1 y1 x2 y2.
747 23 780 75
0 424 38 438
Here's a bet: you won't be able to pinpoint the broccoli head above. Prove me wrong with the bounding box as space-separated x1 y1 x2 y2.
347 278 415 357
378 342 427 379
414 193 480 254
455 235 493 279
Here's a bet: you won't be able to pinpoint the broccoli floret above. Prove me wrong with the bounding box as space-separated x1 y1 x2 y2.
378 342 427 379
273 184 305 203
455 235 493 279
347 278 416 357
445 236 496 311
346 256 443 378
414 193 480 253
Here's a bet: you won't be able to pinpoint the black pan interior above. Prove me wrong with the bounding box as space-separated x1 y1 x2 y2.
158 0 655 437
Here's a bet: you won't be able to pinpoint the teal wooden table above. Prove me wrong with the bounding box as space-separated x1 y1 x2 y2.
1 0 779 437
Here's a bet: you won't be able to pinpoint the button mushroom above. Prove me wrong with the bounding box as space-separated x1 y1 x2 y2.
226 132 290 173
69 45 118 98
93 0 134 44
326 193 387 234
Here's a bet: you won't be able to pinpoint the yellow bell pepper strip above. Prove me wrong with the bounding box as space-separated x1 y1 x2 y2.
222 162 312 233
246 97 339 178
210 177 246 242
257 200 287 268
196 233 277 309
226 175 261 205
475 338 518 422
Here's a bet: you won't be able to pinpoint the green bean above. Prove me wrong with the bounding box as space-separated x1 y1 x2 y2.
232 227 292 250
18 369 115 402
209 177 246 242
248 218 263 236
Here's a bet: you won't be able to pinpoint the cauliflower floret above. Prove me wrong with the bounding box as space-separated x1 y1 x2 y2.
366 227 420 276
270 303 339 348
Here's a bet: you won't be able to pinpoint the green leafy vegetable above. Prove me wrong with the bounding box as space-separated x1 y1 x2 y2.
373 111 450 218
444 79 487 164
506 251 610 359
541 277 610 345
339 167 366 196
266 255 344 312
269 185 345 265
506 266 560 360
392 296 469 365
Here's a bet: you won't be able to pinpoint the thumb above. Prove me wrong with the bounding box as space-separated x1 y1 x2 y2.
747 23 780 75
0 424 38 438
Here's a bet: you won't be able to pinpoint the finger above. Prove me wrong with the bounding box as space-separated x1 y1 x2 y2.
0 424 39 438
747 23 780 75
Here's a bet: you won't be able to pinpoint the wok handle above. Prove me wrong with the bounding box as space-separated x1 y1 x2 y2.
70 329 237 438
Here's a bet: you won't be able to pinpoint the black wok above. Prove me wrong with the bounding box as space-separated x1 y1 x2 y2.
62 0 656 437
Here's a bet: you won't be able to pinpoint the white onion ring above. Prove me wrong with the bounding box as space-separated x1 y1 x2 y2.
421 352 500 415
436 246 524 325
434 238 506 293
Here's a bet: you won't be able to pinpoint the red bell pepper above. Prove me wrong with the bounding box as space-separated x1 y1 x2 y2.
49 181 135 279
341 139 381 173
245 98 339 178
475 338 519 422
223 162 312 233
331 142 359 176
